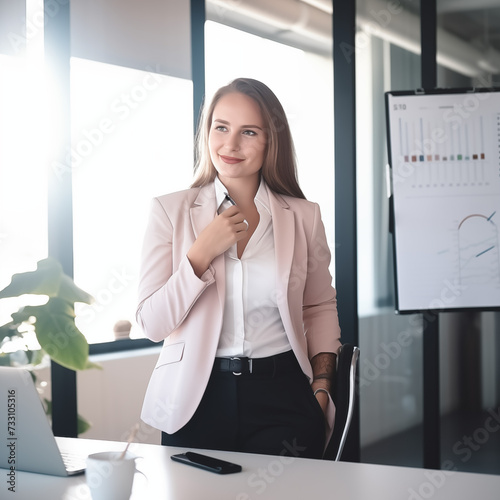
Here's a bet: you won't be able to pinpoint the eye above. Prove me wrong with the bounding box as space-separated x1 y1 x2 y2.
214 125 227 132
242 130 257 136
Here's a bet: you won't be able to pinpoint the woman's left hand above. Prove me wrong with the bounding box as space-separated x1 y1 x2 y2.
311 383 329 416
311 351 337 417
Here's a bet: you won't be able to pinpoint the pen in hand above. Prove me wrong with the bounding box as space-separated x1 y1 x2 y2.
224 193 249 230
224 192 236 205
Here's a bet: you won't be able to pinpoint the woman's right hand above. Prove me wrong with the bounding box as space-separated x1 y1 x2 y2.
187 205 248 277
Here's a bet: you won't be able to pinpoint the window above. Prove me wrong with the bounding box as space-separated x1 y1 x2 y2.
71 59 193 343
1 0 194 347
0 1 48 329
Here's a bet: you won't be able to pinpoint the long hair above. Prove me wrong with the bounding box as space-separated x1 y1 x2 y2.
191 78 305 199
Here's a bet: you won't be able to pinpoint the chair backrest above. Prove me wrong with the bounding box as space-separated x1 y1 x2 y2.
323 343 360 461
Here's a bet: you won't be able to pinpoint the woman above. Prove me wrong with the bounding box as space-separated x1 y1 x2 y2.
137 78 341 458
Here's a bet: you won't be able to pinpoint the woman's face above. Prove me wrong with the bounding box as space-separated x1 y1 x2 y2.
208 92 267 185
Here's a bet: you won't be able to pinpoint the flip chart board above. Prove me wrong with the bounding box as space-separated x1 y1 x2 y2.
385 88 500 312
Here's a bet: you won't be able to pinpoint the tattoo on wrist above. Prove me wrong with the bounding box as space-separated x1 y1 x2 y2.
312 352 335 375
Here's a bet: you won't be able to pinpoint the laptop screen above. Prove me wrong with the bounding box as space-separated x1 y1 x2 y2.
0 366 69 476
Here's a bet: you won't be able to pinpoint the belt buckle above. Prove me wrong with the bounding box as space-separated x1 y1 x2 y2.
231 357 242 376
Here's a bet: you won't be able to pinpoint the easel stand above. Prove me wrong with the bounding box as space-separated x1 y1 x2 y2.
423 311 441 469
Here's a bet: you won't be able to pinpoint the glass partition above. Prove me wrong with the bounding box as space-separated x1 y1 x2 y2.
437 0 500 475
356 0 424 467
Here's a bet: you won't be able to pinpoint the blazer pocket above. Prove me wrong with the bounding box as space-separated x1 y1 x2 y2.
155 342 185 369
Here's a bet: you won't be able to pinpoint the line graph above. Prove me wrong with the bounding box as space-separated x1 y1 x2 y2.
457 212 500 286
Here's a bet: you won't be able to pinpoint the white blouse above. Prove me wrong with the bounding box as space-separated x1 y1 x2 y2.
214 176 292 359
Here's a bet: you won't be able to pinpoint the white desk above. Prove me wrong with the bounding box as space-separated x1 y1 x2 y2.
6 437 500 499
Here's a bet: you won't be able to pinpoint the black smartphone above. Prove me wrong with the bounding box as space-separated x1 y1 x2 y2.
170 451 242 474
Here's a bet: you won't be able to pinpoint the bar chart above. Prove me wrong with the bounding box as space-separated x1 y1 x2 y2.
393 112 493 189
386 90 500 311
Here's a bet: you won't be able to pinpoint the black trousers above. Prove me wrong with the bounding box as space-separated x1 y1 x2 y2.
161 351 325 459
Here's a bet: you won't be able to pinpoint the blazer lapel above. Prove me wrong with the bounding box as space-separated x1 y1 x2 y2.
189 183 226 312
268 190 295 321
190 184 217 238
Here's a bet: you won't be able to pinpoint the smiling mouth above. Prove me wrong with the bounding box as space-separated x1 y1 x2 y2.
220 155 244 164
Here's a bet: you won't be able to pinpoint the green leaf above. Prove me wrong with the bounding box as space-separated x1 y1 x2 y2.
58 274 94 305
43 398 92 435
0 258 63 298
77 414 92 435
11 306 39 324
84 360 103 370
0 257 93 305
32 298 89 371
0 321 20 340
25 348 46 366
0 353 13 366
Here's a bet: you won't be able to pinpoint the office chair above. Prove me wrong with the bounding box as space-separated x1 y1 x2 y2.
323 343 360 461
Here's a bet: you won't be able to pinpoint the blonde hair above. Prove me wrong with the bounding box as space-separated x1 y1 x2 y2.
191 78 305 199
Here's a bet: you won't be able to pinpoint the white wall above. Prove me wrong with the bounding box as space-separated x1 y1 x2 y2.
77 347 162 445
71 0 191 79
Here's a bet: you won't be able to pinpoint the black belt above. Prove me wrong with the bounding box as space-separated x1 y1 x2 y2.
213 350 298 376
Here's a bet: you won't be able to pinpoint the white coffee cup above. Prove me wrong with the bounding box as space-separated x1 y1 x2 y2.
86 451 138 500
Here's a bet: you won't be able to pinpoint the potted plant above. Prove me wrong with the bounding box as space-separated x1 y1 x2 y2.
0 257 97 433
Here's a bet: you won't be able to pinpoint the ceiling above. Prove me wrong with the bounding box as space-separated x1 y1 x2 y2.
437 1 500 54
206 0 500 76
398 0 500 53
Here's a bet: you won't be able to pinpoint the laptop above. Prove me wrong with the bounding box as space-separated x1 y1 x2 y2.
0 366 86 476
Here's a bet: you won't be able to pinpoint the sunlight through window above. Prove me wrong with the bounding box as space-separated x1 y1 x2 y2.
71 60 193 343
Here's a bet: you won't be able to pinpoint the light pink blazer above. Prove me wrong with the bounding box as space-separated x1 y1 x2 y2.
137 182 342 435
